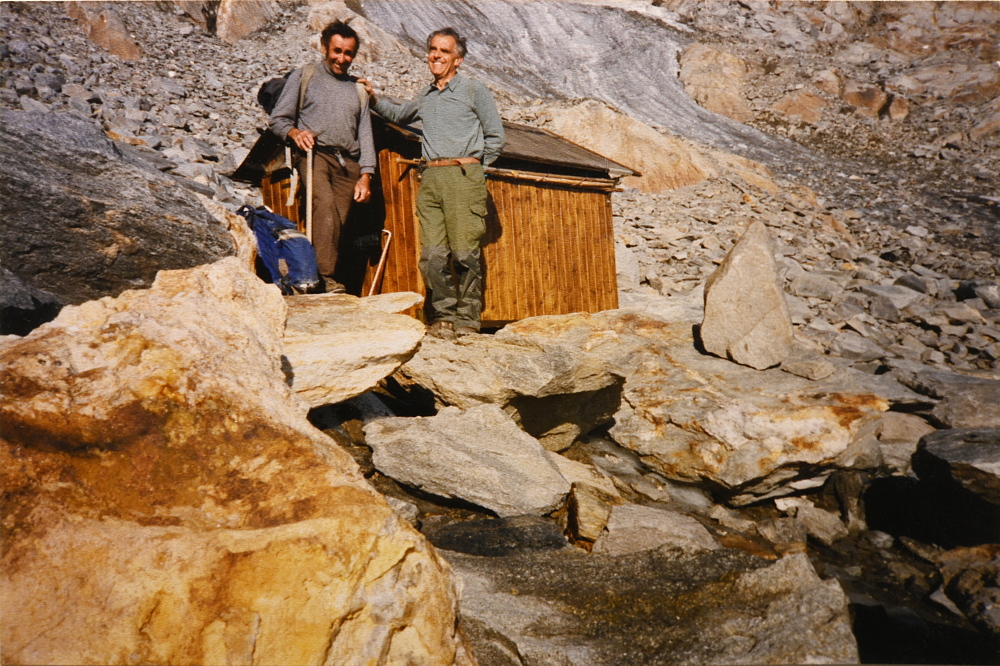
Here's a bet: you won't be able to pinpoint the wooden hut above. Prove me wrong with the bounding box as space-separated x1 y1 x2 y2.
233 117 638 326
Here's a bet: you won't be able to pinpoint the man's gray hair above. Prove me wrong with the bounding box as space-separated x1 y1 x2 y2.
427 27 467 58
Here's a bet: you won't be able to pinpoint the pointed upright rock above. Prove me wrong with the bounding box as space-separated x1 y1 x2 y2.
701 220 794 369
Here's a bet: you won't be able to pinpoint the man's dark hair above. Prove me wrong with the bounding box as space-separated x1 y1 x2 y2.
321 20 360 50
426 27 466 58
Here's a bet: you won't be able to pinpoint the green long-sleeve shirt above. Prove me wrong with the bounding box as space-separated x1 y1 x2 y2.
373 74 505 166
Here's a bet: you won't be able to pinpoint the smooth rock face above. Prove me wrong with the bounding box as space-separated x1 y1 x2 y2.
918 428 1000 505
365 405 571 517
0 110 234 305
0 258 469 665
679 43 753 122
548 101 715 191
394 335 622 451
499 312 888 504
592 503 719 556
282 293 426 408
701 220 794 369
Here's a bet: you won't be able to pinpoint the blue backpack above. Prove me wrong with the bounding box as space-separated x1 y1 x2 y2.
237 205 319 295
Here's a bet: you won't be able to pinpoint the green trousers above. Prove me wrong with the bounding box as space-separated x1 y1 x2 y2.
416 164 488 329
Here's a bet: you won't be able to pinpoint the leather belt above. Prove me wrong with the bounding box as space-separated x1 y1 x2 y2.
424 157 480 167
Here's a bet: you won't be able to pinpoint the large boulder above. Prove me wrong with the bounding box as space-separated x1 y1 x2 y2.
364 404 571 517
215 0 279 44
0 110 235 306
282 292 426 408
591 503 720 556
0 258 470 665
499 311 888 504
679 43 754 123
392 335 623 451
701 220 794 370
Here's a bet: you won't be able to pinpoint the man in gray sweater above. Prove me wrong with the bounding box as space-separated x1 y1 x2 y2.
365 27 505 338
269 21 375 293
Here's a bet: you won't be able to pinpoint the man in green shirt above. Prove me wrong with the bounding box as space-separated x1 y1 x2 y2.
365 27 505 338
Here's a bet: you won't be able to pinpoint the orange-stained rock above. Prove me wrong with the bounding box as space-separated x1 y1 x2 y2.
888 95 910 122
67 3 142 60
842 82 888 118
771 89 828 125
0 258 471 665
679 43 754 123
812 69 842 96
215 0 279 44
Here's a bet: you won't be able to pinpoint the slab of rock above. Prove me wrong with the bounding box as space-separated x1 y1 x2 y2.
860 284 925 310
775 498 849 546
0 258 470 665
364 405 571 517
790 272 841 300
917 428 1000 505
568 482 620 543
448 549 857 665
499 311 888 504
900 369 1000 428
282 293 425 407
592 504 719 556
393 335 622 451
701 220 794 369
0 110 234 305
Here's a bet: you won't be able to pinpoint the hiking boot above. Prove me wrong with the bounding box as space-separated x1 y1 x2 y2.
455 326 479 337
322 277 346 294
426 321 456 341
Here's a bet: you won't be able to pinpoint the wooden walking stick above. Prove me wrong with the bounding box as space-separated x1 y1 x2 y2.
305 147 314 243
367 229 392 297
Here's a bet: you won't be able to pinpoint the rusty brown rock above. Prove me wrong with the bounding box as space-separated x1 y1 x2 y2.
68 3 142 60
215 0 279 44
0 258 470 665
771 89 828 125
679 43 754 123
843 82 888 118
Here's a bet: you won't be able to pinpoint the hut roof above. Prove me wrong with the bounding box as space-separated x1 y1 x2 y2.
232 115 638 184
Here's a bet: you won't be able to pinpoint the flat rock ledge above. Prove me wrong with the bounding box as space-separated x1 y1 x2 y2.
365 404 571 517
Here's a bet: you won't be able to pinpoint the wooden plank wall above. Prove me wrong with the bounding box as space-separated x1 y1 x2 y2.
367 148 618 324
261 167 302 230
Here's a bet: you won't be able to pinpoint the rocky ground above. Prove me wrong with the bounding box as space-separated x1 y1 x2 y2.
2 1 999 664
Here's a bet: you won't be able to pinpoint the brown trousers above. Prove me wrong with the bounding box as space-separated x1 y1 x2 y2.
297 151 360 277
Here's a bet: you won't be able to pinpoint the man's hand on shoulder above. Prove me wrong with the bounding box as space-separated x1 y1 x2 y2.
354 173 372 203
357 78 377 104
288 128 315 152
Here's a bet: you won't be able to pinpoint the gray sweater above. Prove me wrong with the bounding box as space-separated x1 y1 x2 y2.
269 61 376 174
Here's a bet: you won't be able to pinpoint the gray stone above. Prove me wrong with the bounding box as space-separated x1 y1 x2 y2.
775 498 849 546
592 503 719 556
895 273 936 296
918 429 1000 505
900 371 1000 428
790 273 841 301
878 412 936 475
0 110 233 306
974 282 1000 310
830 331 886 362
860 284 925 310
0 266 62 336
365 405 571 517
701 221 794 369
